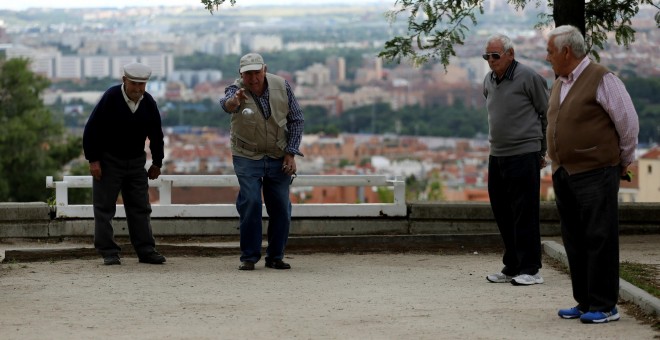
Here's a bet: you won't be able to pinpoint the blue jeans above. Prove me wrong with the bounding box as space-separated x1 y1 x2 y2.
488 152 542 276
553 166 620 312
233 155 292 263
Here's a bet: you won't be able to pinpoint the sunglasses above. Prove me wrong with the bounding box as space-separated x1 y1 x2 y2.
482 52 504 60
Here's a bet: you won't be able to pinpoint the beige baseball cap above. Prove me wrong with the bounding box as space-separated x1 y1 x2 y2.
123 62 152 82
239 53 265 73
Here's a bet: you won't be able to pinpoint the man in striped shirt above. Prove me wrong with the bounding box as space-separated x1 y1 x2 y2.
546 25 639 324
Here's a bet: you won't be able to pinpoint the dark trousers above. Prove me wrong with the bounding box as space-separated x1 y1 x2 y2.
93 153 156 257
488 152 542 276
553 166 620 312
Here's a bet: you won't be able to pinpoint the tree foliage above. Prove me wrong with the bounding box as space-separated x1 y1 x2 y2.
625 76 660 145
304 101 488 138
379 0 659 67
0 58 81 202
201 0 659 69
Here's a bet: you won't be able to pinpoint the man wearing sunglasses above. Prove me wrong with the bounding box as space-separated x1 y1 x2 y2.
483 34 549 286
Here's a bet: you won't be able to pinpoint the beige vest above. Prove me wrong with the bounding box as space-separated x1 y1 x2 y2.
230 73 289 160
547 63 620 175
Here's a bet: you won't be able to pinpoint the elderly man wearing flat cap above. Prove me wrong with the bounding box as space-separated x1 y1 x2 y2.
219 52 305 271
83 62 166 266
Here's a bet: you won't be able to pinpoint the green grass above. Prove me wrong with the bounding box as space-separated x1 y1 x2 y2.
620 261 660 299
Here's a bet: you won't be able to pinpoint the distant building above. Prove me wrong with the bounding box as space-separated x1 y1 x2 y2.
5 45 58 78
83 56 111 78
326 56 346 83
169 69 223 88
4 45 174 81
295 63 331 87
198 33 241 56
248 34 283 52
638 147 660 202
55 56 82 79
139 54 175 79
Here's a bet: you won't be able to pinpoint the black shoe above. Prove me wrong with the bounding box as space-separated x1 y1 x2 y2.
239 261 255 271
103 255 121 265
138 251 166 264
265 259 291 270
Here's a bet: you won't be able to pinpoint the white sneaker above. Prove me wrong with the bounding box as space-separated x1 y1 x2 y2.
486 272 513 283
511 273 544 285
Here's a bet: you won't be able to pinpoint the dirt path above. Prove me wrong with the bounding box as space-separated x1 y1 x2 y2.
1 252 657 340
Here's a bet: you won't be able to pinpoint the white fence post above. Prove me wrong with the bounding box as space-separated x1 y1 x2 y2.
159 179 172 205
46 175 407 218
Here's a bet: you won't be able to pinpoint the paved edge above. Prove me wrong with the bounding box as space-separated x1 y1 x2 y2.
0 234 505 262
543 240 660 317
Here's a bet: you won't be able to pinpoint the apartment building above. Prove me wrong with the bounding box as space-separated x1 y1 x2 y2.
5 45 174 80
638 147 660 202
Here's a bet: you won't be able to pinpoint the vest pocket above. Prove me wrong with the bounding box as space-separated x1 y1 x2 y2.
233 133 259 157
574 145 597 153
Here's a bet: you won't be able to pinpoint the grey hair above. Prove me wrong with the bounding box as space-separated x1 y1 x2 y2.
548 25 588 58
485 34 514 52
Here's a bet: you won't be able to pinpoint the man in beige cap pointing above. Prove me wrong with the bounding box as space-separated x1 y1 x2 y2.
219 53 305 271
83 62 166 266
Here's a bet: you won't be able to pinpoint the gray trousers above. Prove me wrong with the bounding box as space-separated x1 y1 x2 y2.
92 153 156 257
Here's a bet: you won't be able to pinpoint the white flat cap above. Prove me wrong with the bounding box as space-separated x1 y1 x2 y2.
239 53 265 73
123 62 152 82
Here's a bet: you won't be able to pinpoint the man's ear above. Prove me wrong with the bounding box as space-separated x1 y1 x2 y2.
263 65 268 73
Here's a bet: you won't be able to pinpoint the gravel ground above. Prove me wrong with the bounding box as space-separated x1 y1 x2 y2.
1 238 658 340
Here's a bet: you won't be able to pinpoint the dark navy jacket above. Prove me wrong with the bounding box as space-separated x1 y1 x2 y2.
83 84 164 167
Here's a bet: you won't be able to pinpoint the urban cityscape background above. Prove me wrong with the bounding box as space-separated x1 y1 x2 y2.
1 0 658 204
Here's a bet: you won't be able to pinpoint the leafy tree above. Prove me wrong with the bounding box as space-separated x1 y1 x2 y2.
625 76 660 144
380 0 660 67
405 174 425 201
376 187 394 203
380 0 660 66
425 172 445 201
0 58 81 202
66 159 93 204
200 0 659 69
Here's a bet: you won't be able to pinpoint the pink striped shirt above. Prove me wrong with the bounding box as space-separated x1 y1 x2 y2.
558 57 639 166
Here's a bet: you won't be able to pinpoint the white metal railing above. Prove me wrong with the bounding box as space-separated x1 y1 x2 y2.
46 175 406 218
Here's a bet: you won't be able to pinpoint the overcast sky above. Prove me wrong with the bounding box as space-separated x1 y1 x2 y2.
1 0 363 11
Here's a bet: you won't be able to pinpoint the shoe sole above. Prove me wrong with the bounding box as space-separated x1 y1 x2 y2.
486 276 513 283
511 280 543 286
486 274 512 283
580 314 620 323
239 263 255 270
139 259 166 264
510 275 544 286
103 256 121 265
486 278 511 283
265 264 291 269
559 314 581 319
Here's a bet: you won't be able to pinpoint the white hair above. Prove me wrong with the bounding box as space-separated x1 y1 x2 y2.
485 33 514 52
548 25 588 58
